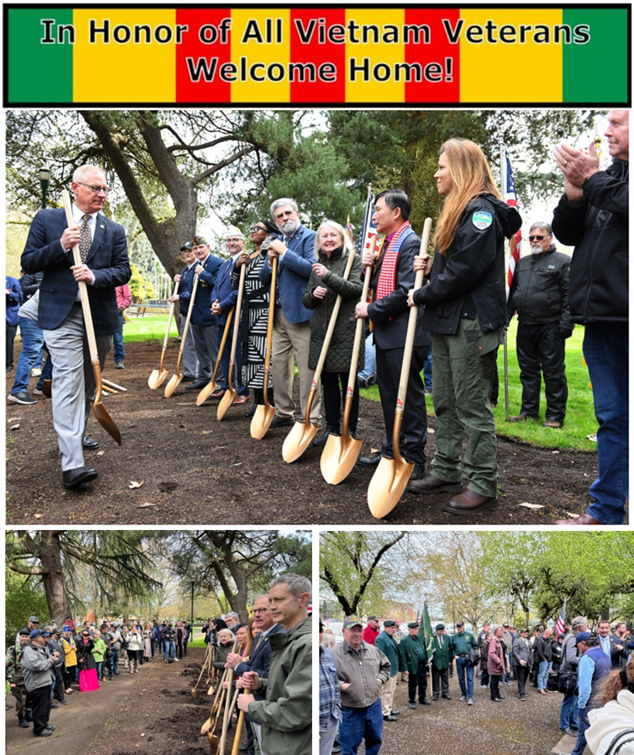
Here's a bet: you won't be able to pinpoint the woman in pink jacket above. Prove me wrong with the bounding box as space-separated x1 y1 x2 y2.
487 626 505 703
113 283 132 368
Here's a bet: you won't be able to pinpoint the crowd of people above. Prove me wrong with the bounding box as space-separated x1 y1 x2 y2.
319 614 634 755
7 111 628 524
5 612 195 737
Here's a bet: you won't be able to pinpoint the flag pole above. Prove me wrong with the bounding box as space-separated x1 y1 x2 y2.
500 146 510 422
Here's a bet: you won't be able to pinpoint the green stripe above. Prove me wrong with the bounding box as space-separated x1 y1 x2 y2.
563 8 629 103
8 8 73 103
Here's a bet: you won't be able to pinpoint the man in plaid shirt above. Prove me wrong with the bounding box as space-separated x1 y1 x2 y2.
320 620 342 755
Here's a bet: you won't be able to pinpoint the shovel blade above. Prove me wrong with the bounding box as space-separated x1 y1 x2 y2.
164 373 182 398
201 717 212 734
148 368 168 390
217 388 236 420
282 421 318 463
367 456 414 518
250 403 276 440
92 400 122 446
320 434 362 485
207 731 219 754
196 379 218 406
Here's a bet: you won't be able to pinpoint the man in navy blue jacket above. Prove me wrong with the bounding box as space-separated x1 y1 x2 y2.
20 165 130 490
171 241 199 383
259 198 319 427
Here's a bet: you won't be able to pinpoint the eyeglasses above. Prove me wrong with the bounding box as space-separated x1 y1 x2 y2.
528 235 546 241
252 607 270 614
77 182 109 194
249 225 267 233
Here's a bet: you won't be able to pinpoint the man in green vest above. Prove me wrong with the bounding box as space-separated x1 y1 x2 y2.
375 620 402 722
399 621 431 710
431 623 452 701
452 620 478 704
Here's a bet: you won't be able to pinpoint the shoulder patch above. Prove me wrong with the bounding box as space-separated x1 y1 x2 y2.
472 210 493 230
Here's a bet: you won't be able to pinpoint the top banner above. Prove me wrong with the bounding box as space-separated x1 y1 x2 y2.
4 4 630 106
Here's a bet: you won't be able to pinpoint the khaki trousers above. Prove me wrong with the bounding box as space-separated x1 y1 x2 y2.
381 673 397 716
271 308 321 423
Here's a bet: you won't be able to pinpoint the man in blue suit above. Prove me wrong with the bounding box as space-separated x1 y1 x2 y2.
185 235 223 391
210 227 249 404
225 595 284 755
171 241 199 383
259 198 319 427
20 165 131 489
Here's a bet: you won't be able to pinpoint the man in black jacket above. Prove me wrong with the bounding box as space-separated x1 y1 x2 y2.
552 110 629 526
508 222 573 428
355 189 431 479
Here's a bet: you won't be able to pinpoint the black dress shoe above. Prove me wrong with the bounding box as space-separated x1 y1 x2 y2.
181 375 196 383
442 694 451 700
269 414 294 428
383 715 398 722
408 702 416 710
432 696 439 701
83 435 99 450
58 699 68 705
45 725 56 731
390 709 400 715
185 379 210 391
313 426 339 448
62 467 98 490
419 699 431 705
50 703 59 709
244 403 260 419
33 730 52 737
357 451 382 468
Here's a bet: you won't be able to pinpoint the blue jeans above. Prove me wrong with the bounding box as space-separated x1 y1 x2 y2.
340 698 382 755
164 640 176 660
455 656 474 698
96 661 103 680
583 323 629 524
560 690 579 730
113 311 125 364
357 334 376 381
111 649 120 674
11 316 44 394
537 660 552 690
423 346 432 390
570 706 591 755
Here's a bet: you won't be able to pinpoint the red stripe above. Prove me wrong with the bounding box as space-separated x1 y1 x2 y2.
405 8 460 103
176 10 231 103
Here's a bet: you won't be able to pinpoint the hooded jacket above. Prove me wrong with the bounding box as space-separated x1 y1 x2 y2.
414 194 522 334
552 158 628 324
248 615 312 755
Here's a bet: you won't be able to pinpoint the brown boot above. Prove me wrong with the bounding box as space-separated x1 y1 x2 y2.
407 474 462 495
442 489 497 515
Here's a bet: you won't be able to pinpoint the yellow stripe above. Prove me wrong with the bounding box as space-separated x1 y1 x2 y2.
74 9 176 102
231 10 290 103
346 10 405 103
460 9 563 102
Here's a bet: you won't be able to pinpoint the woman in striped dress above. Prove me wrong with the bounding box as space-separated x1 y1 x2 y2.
232 219 278 417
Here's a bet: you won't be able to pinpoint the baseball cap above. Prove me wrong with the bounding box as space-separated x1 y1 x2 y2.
180 241 193 251
343 616 363 629
576 631 592 645
28 616 39 623
192 235 208 246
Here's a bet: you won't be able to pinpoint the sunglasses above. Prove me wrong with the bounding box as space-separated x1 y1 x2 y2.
528 235 546 241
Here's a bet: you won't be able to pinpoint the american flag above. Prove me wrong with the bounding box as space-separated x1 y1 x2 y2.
501 150 522 300
357 185 379 257
555 598 567 637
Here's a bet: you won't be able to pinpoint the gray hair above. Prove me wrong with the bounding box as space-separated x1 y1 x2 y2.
253 595 271 605
314 220 353 256
217 628 235 641
529 221 553 236
270 198 298 219
571 616 588 633
226 612 239 621
73 164 105 183
269 572 312 599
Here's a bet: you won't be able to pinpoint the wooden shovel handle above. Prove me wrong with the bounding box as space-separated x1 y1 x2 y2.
162 280 180 351
230 685 251 755
346 235 377 394
393 218 433 459
262 256 278 408
61 190 100 363
226 262 248 385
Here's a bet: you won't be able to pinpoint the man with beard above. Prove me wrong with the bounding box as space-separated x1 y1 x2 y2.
259 199 319 428
507 222 573 428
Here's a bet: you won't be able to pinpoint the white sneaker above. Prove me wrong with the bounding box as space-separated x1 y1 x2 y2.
460 695 466 701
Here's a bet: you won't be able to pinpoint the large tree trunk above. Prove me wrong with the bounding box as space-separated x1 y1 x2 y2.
206 532 249 620
39 531 72 626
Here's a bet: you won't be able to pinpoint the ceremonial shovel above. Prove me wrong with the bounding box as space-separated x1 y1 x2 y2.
196 307 234 405
282 246 357 463
148 280 179 389
367 217 433 518
250 256 278 440
164 273 199 397
320 236 378 484
61 190 121 445
230 685 250 755
217 262 248 420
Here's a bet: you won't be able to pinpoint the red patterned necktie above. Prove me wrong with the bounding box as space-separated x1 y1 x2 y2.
79 214 91 262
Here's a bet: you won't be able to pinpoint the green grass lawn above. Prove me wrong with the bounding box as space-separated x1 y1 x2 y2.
360 320 597 452
123 314 596 452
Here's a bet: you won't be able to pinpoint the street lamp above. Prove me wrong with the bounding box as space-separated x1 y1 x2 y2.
39 167 51 209
190 580 195 638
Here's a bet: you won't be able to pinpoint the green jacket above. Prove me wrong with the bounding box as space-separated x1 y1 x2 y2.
399 633 427 674
5 645 26 687
91 638 107 663
302 247 364 372
248 615 311 755
375 631 401 678
431 633 453 670
452 631 477 656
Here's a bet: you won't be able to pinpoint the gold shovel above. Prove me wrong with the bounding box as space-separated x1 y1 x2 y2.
61 190 121 445
165 274 199 397
217 262 248 420
250 256 278 440
148 280 179 389
321 237 377 484
282 246 357 463
367 218 433 518
196 307 234 406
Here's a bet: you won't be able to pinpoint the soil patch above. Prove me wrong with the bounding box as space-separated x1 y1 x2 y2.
6 339 603 525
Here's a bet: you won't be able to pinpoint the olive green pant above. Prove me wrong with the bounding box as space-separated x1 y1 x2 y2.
430 318 503 499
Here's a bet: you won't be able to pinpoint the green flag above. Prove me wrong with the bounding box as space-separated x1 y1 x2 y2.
420 602 435 663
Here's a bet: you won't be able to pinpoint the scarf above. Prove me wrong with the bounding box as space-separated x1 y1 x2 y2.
375 222 414 301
